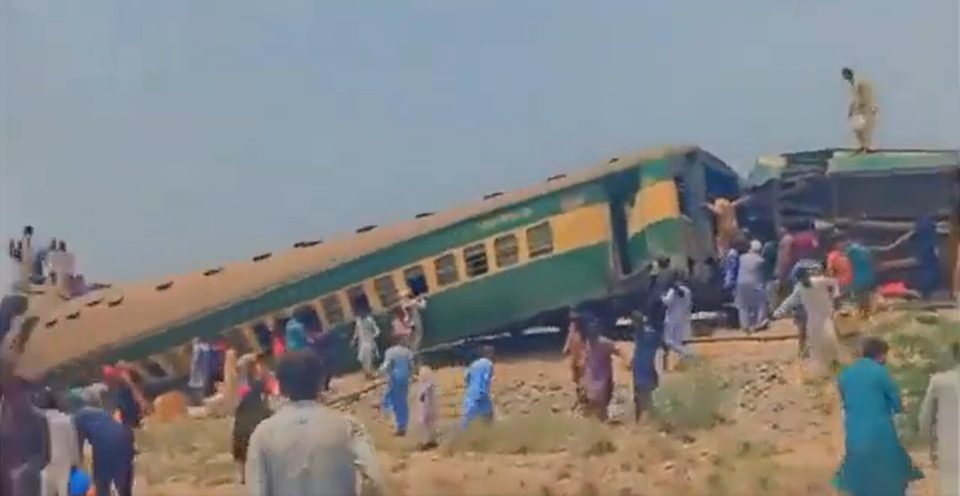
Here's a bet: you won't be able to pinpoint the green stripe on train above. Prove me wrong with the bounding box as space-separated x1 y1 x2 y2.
627 218 686 264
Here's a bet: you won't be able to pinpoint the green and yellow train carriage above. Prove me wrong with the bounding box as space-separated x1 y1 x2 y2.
18 145 740 386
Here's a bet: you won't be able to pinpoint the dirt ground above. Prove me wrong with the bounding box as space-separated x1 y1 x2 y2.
132 314 955 496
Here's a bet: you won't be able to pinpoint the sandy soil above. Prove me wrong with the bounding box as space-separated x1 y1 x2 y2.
131 317 949 496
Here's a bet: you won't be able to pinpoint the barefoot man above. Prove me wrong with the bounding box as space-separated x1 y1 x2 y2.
842 67 878 153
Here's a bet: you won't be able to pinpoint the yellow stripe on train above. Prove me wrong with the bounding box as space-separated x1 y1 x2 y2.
552 202 611 252
627 181 680 235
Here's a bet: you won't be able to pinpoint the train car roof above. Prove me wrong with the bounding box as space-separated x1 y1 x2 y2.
826 149 959 176
745 147 959 188
17 144 718 379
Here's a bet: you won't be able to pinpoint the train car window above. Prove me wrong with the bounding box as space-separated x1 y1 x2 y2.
320 294 346 326
526 222 554 258
142 359 168 379
292 305 322 331
403 265 430 295
434 253 460 287
675 175 691 217
463 243 489 277
346 285 372 316
494 234 520 268
223 327 252 354
373 275 400 309
252 321 273 350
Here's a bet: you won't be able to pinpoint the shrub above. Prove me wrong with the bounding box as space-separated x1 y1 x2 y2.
442 409 614 455
652 363 728 431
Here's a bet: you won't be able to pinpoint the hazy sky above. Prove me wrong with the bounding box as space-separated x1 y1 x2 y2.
2 0 958 288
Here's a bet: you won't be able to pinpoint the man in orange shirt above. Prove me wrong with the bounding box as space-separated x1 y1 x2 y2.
827 239 853 294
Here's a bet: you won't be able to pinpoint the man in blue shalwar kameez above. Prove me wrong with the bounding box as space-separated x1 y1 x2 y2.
631 312 661 423
73 406 136 496
379 337 414 436
834 337 922 496
461 346 495 429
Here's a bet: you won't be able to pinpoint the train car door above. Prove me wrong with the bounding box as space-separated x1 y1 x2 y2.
603 170 640 277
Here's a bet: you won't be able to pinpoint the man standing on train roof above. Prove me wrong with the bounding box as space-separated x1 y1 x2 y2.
16 225 34 291
842 67 879 153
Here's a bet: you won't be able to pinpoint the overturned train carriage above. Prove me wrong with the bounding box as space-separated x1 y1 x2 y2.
19 145 740 387
742 148 960 288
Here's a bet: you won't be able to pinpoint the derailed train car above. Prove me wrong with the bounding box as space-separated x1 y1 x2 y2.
742 148 960 288
17 145 740 386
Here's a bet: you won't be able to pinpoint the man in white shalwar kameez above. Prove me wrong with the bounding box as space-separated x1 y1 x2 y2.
35 389 81 496
661 279 694 368
918 343 960 496
352 312 381 378
772 268 841 374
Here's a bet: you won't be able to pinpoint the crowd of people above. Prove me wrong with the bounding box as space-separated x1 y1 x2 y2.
0 211 958 495
7 225 84 299
717 214 949 357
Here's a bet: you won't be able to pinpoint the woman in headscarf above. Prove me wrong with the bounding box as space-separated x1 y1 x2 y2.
581 315 622 422
231 379 272 484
